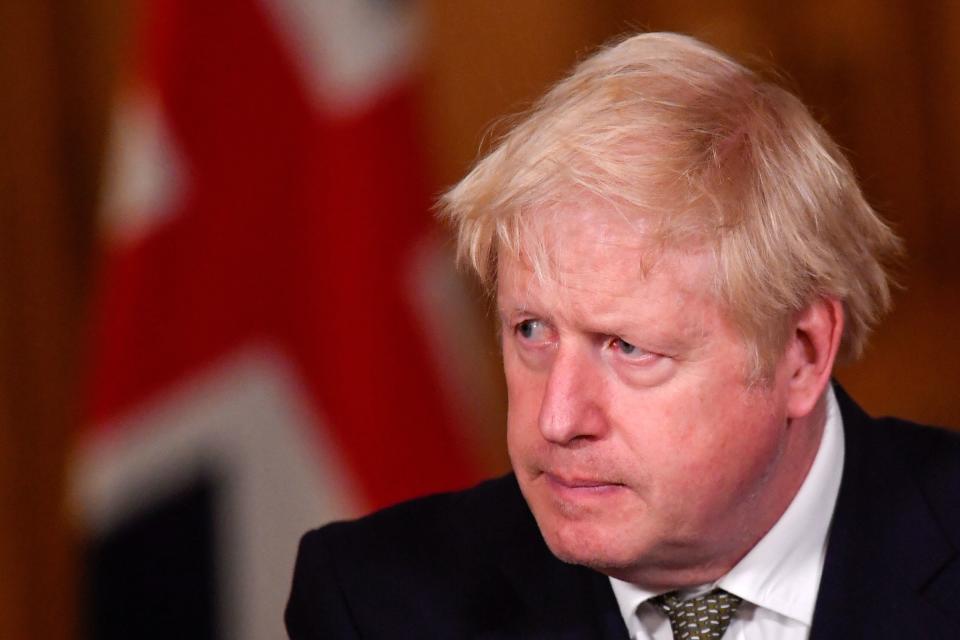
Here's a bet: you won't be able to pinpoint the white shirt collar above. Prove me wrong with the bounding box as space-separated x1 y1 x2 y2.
610 386 845 631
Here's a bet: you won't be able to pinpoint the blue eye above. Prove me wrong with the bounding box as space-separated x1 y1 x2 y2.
612 337 657 362
517 319 541 339
615 338 638 354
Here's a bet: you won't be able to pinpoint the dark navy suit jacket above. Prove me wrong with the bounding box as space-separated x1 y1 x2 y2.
285 387 960 638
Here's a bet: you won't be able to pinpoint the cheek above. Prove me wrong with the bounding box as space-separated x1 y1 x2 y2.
671 395 786 499
618 380 781 483
504 358 546 448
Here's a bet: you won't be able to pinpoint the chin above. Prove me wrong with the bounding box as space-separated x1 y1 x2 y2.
546 523 648 577
530 499 645 573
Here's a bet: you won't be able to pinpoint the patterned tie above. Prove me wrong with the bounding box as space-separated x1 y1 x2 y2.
650 588 743 639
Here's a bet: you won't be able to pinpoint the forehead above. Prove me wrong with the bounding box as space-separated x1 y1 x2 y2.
499 200 714 300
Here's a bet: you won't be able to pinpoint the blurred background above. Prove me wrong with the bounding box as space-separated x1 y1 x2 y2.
2 1 959 638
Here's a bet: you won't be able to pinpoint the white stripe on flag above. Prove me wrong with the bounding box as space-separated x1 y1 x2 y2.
100 88 187 244
260 0 421 113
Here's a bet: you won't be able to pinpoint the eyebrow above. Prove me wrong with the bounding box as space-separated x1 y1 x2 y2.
499 303 532 315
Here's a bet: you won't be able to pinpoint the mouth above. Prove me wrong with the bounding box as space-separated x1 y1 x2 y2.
543 472 625 493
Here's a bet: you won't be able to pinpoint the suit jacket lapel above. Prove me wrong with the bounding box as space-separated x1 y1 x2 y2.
810 386 960 638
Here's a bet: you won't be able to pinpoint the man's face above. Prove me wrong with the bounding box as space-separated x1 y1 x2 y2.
499 203 806 588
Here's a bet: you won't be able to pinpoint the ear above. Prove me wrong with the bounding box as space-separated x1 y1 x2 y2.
784 296 844 419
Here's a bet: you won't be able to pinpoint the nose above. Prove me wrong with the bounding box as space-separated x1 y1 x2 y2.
537 345 608 445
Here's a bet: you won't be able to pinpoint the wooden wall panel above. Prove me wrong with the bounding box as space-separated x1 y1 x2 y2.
0 3 77 638
422 0 632 185
0 1 122 638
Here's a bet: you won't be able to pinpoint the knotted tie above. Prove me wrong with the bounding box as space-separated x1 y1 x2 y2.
650 588 743 639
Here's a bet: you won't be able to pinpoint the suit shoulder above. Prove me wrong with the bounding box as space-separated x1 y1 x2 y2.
296 474 524 585
863 414 960 533
869 414 960 467
313 473 521 550
286 475 528 637
837 385 960 469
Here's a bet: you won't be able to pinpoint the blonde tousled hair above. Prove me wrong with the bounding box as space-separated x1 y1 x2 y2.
438 32 901 378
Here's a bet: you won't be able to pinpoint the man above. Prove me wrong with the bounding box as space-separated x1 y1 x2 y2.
286 33 960 638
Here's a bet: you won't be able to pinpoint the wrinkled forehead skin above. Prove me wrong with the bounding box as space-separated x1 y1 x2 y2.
498 197 722 314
